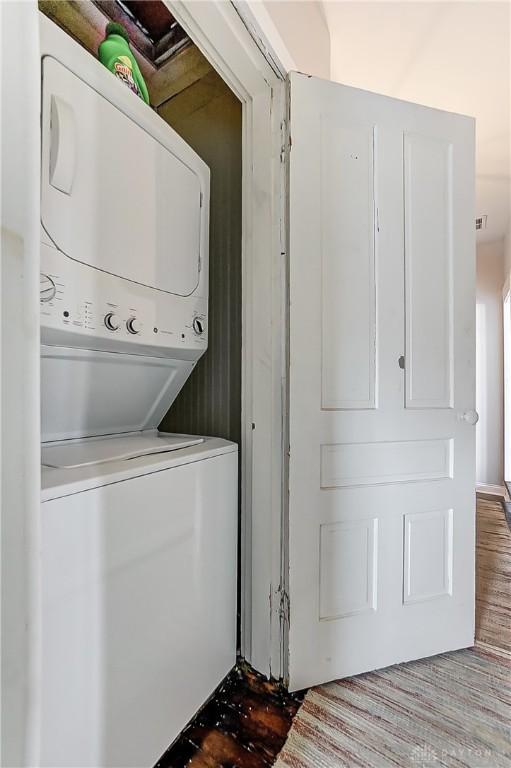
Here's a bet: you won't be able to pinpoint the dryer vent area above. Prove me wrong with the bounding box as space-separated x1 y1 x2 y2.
39 0 242 626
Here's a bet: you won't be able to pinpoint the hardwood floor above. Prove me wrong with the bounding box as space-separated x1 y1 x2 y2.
155 663 304 767
476 497 511 652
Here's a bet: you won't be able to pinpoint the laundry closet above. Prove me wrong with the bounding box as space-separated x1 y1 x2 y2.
37 2 242 765
3 1 479 765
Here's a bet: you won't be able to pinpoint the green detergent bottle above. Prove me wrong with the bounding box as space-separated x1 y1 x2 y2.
98 22 150 104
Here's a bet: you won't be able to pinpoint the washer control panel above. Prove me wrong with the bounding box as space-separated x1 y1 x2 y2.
40 243 208 357
126 316 142 335
104 312 120 331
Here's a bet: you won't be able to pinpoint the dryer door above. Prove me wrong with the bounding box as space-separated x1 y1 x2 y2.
41 57 203 297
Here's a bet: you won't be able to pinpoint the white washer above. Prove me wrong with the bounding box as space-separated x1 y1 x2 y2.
41 432 237 768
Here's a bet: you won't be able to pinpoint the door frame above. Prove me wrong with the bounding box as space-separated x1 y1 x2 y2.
164 1 289 680
1 4 43 765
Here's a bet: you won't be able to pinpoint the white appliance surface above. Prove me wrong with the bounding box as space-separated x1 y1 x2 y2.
40 238 209 360
41 345 197 442
40 437 238 767
41 434 236 501
39 14 211 442
37 17 237 768
39 16 210 361
42 56 202 298
42 430 204 468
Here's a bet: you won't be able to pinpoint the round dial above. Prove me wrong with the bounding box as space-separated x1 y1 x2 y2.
192 317 205 335
126 317 142 334
40 273 56 303
104 312 120 331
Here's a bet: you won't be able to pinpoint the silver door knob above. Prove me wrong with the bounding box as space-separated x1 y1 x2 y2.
459 409 479 425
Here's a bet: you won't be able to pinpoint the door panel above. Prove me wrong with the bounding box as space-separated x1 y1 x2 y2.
320 120 377 410
403 508 453 603
404 132 454 408
287 73 475 691
319 518 378 620
320 438 453 488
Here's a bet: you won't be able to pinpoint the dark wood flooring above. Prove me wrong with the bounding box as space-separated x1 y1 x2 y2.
155 663 304 768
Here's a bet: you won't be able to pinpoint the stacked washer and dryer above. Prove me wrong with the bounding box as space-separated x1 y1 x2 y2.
39 15 237 768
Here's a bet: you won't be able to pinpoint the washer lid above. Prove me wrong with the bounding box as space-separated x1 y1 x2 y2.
41 346 197 443
42 432 203 469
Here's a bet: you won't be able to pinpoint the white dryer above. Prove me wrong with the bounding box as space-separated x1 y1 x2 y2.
40 13 210 442
38 14 237 767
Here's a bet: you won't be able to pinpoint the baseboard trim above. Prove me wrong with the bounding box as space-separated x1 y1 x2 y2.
476 483 506 500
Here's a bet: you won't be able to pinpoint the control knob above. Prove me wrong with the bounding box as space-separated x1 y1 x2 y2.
126 317 142 334
104 312 120 331
192 317 205 335
40 273 56 303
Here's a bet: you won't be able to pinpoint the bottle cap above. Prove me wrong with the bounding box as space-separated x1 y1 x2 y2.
105 22 130 43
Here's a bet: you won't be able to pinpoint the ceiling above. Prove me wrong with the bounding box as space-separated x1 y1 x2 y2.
322 1 511 243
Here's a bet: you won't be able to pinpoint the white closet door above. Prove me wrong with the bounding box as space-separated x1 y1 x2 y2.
287 73 475 691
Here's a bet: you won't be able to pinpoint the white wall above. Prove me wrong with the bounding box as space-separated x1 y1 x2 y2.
476 240 506 487
259 1 330 78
